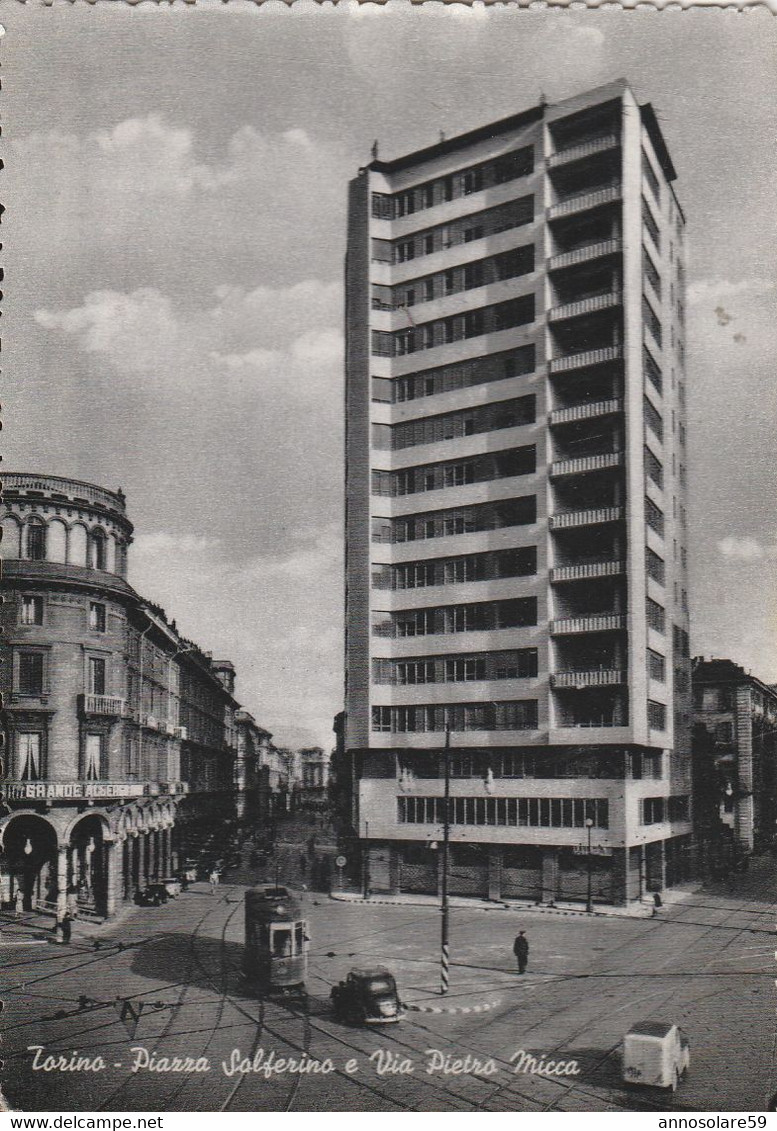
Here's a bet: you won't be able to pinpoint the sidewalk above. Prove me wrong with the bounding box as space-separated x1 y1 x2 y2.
330 880 705 920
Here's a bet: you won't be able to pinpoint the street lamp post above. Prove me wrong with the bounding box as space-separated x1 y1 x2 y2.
440 723 452 995
585 817 594 914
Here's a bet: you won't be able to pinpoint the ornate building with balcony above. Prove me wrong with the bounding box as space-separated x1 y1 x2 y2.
0 473 242 920
692 658 777 866
345 80 692 906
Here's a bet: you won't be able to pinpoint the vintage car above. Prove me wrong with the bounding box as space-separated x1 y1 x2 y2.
622 1021 690 1091
134 885 169 907
330 967 404 1025
160 876 182 898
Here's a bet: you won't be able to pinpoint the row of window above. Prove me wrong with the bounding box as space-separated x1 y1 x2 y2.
376 346 536 405
2 518 125 572
371 147 535 221
373 649 539 686
19 594 107 632
372 445 536 498
375 244 536 311
373 596 538 639
372 700 539 733
374 195 535 266
398 749 661 781
372 295 535 358
373 547 537 591
373 495 537 545
388 394 536 450
14 732 105 782
642 795 689 824
398 795 610 830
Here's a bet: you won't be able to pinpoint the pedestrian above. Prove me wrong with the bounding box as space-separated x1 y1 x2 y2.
652 892 662 917
60 913 72 945
209 869 220 895
14 889 24 918
513 930 529 974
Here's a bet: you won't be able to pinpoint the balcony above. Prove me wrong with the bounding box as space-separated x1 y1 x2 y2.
549 291 621 323
549 345 622 375
549 239 621 272
551 669 625 689
83 694 129 717
174 726 188 741
550 560 625 583
547 135 620 169
549 399 622 427
550 452 623 478
2 779 190 802
142 715 160 730
548 184 621 220
549 506 624 531
550 614 626 635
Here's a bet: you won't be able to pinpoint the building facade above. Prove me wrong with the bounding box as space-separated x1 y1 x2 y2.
345 80 692 905
0 473 243 919
692 658 777 863
297 746 331 809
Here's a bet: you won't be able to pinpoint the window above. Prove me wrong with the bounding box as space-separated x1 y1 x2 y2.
84 734 102 781
462 168 483 195
89 602 106 632
92 530 107 570
645 497 664 537
642 196 660 251
18 733 42 781
647 700 667 730
647 648 666 682
445 657 486 682
399 793 607 828
395 240 415 264
21 595 43 626
18 652 44 696
26 523 46 561
642 294 662 347
646 597 665 634
646 548 665 585
642 151 660 203
643 246 661 298
89 657 106 696
642 796 665 824
643 347 663 395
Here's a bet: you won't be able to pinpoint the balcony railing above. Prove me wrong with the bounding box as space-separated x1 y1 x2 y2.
83 694 129 717
550 452 623 478
550 613 626 635
548 184 621 220
549 345 622 375
549 291 621 323
549 506 624 530
549 399 622 427
174 726 188 741
551 669 626 689
550 560 626 583
2 472 127 513
2 780 190 801
548 239 622 272
547 135 620 169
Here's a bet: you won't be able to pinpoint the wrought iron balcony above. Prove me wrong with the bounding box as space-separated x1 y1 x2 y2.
549 506 624 530
549 291 621 323
550 560 626 583
549 345 622 375
549 399 622 427
550 613 626 635
2 779 190 801
551 669 626 689
548 239 621 271
83 694 129 717
548 184 621 220
550 452 623 478
547 135 620 169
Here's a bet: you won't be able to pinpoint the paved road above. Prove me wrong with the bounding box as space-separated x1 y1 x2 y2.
3 859 775 1112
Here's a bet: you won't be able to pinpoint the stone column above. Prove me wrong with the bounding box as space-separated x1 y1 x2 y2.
56 846 68 922
105 842 118 919
138 833 147 886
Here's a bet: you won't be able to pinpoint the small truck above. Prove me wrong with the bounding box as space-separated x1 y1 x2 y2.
622 1020 690 1092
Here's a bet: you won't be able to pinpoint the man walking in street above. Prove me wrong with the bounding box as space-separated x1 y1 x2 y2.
513 930 529 974
209 869 220 896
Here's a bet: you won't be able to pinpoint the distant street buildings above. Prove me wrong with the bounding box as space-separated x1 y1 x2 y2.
0 472 306 920
692 657 777 867
344 80 693 906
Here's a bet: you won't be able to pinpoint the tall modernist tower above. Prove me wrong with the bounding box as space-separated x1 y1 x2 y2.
345 81 692 905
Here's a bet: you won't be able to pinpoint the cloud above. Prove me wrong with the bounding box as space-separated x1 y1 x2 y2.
688 277 775 306
718 535 777 562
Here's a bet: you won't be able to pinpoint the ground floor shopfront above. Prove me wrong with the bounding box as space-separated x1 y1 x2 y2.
363 835 693 906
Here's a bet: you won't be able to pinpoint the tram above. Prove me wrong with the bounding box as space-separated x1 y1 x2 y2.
243 885 308 995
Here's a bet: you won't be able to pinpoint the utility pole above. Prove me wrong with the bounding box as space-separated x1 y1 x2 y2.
585 817 594 914
440 723 451 995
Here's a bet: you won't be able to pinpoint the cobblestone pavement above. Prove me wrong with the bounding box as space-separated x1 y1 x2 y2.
2 856 775 1112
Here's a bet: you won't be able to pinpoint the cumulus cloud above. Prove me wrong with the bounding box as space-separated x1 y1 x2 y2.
718 535 777 562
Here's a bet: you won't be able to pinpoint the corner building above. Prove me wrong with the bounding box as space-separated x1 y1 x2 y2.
345 80 692 905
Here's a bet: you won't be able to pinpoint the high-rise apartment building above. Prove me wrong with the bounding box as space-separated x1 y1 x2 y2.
345 80 692 906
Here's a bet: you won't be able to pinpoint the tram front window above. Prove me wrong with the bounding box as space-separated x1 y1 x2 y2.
295 924 305 952
272 928 292 957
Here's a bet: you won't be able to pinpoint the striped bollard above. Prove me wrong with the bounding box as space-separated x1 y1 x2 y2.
440 942 450 995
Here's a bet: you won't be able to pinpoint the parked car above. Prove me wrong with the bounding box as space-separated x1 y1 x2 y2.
134 885 168 907
331 967 404 1025
160 877 182 898
622 1021 690 1091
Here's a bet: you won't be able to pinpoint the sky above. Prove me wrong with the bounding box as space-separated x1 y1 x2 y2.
2 4 776 747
